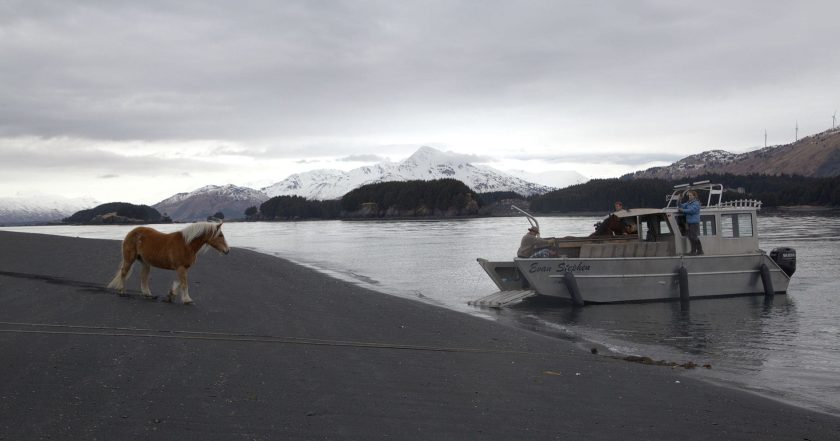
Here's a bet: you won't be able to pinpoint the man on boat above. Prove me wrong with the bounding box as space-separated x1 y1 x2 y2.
679 190 704 255
614 201 626 212
517 226 557 258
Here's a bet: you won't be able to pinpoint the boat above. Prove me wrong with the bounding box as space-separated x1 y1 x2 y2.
473 181 797 307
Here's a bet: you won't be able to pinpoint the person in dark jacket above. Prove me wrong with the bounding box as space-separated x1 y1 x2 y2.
679 190 704 255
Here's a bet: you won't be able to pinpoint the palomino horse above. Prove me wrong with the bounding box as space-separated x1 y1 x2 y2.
107 222 230 304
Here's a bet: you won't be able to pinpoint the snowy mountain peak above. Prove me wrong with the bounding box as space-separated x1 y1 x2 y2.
262 146 555 200
405 146 455 164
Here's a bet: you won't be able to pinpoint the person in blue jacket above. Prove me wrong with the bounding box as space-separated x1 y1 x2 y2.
679 190 704 255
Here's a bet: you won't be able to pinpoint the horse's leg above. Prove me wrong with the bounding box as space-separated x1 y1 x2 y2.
139 263 153 297
176 267 193 304
167 280 178 303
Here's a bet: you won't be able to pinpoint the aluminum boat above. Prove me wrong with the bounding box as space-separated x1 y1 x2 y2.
474 181 796 307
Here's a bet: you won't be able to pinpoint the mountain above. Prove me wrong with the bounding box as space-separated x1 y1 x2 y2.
262 146 555 200
626 128 840 180
152 184 269 221
0 195 97 225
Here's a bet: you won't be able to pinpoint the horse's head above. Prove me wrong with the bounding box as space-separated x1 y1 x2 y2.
207 222 230 255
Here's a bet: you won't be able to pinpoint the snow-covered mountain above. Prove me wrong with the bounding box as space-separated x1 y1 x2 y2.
0 147 573 224
153 184 268 221
0 195 98 225
262 146 555 200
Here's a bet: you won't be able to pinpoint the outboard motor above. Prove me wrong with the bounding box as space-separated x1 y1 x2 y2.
770 247 796 277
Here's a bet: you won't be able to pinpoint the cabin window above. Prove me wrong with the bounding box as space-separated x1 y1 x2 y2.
721 213 754 238
699 215 716 236
640 214 672 241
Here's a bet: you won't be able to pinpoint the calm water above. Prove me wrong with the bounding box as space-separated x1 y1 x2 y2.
3 212 839 415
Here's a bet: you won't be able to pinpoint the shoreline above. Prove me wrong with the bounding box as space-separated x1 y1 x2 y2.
1 230 839 439
4 204 840 228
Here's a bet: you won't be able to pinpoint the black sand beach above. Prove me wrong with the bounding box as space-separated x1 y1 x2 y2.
1 230 838 440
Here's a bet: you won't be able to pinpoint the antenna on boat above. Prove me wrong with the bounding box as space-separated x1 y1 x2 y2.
764 129 767 147
511 205 539 233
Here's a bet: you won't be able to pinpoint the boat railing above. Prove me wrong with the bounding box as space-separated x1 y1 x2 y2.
717 199 763 209
511 205 539 232
666 181 724 208
666 182 763 210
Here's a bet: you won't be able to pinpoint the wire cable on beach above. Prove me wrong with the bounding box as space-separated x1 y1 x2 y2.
0 320 565 357
0 270 570 357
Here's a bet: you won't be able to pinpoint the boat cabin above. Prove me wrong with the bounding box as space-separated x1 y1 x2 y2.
548 181 762 258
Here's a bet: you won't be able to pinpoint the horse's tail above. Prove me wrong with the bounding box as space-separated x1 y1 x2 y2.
106 230 139 291
106 265 132 290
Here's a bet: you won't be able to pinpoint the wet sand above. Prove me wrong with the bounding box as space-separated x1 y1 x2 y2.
1 230 838 440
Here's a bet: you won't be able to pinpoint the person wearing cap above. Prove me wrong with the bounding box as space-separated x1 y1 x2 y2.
614 201 625 212
679 190 704 255
517 226 556 258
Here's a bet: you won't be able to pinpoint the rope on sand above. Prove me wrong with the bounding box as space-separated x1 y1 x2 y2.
0 321 566 357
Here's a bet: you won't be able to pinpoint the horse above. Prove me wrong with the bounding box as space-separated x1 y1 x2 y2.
589 214 628 237
107 221 230 304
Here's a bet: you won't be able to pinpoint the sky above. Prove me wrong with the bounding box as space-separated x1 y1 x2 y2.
1 0 839 205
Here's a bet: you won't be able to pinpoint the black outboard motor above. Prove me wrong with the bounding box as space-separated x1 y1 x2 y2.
770 247 796 277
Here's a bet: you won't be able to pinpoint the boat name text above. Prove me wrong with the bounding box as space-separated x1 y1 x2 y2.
528 262 591 273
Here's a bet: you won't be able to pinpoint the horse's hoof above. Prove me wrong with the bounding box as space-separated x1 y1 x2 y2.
183 300 194 305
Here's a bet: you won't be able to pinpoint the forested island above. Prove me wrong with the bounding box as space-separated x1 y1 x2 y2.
254 179 480 220
63 202 170 224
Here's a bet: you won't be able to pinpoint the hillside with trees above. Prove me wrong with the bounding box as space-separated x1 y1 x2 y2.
529 174 840 213
64 202 164 224
253 179 480 220
258 196 342 220
341 179 479 217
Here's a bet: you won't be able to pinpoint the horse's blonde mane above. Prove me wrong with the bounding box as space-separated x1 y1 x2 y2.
180 222 221 243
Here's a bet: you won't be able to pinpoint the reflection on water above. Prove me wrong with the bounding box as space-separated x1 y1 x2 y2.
3 211 840 414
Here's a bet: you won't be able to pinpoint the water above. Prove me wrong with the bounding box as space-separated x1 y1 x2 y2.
3 212 839 415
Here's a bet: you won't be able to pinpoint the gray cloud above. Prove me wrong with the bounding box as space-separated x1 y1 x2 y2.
508 152 684 166
1 0 839 205
0 142 226 176
1 0 837 145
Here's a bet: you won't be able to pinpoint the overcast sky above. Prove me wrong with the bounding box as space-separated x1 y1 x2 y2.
1 0 839 204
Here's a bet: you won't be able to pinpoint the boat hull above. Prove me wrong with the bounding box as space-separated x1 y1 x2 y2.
512 253 790 304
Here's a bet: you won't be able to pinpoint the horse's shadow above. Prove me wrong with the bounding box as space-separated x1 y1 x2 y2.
0 270 170 303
